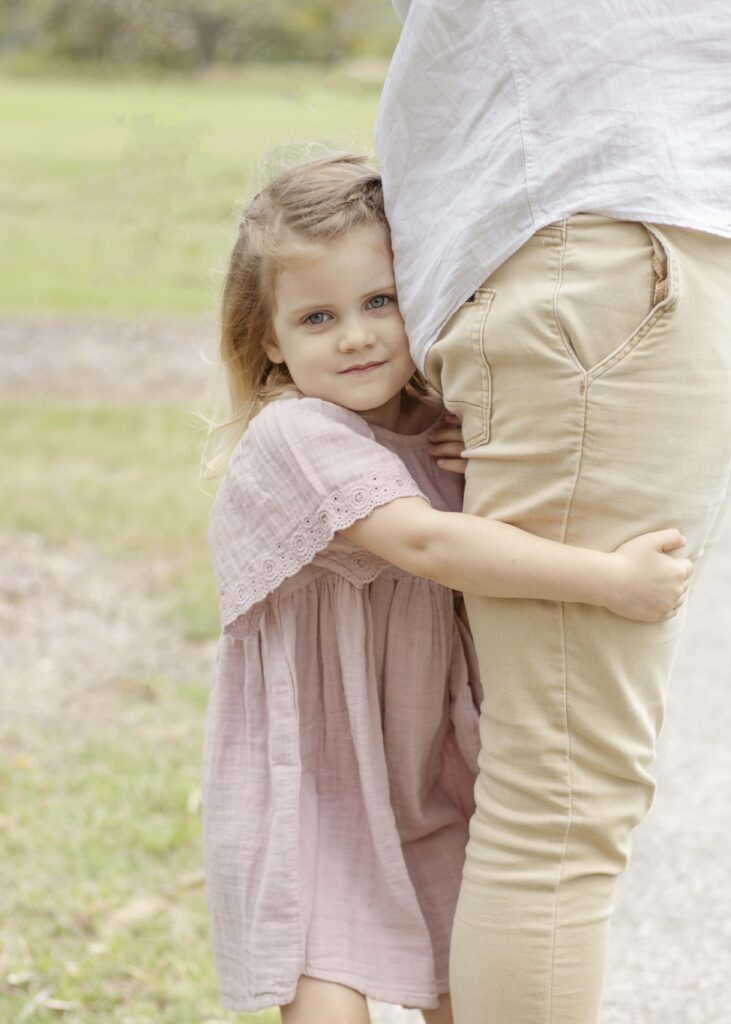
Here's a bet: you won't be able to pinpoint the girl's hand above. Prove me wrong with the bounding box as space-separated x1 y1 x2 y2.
428 413 466 474
607 529 694 622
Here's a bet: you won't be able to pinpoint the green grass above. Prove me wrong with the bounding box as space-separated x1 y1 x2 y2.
1 673 277 1023
0 69 380 315
0 401 219 639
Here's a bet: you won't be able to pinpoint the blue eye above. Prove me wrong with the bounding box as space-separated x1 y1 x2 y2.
303 311 331 326
367 294 392 310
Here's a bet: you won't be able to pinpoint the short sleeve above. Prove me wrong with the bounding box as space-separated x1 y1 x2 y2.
208 396 429 629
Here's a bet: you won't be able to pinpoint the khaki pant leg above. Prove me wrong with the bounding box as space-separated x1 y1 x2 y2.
425 217 731 1024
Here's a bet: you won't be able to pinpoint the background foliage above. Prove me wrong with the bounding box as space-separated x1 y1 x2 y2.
0 0 400 69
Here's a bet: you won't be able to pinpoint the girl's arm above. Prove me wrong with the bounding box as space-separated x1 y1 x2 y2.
340 497 693 622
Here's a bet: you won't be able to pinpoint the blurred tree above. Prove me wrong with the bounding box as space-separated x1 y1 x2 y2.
0 0 399 69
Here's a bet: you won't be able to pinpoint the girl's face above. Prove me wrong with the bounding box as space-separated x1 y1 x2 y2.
266 225 416 428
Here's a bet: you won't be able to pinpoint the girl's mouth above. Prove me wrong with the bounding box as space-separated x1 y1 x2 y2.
340 361 385 374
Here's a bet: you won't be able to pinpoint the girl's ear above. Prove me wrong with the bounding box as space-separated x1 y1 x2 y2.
262 334 285 365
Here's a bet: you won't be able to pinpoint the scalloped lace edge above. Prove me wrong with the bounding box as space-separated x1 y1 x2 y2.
219 476 425 631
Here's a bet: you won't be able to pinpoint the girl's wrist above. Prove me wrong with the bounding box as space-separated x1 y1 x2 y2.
589 550 624 610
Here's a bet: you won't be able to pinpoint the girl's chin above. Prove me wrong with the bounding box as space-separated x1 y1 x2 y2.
329 385 398 407
297 382 402 413
341 393 399 413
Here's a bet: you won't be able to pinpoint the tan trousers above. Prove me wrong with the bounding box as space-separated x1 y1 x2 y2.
425 215 731 1024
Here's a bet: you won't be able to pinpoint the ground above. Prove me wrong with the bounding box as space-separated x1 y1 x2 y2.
2 315 729 1023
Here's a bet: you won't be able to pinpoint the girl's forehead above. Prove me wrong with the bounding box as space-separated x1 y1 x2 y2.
284 224 391 266
276 226 394 295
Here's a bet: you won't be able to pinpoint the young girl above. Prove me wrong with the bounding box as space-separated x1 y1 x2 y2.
201 155 692 1024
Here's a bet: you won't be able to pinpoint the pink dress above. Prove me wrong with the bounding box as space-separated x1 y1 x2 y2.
202 394 482 1012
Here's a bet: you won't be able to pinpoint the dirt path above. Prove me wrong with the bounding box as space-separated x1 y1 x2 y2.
0 314 216 402
0 531 215 750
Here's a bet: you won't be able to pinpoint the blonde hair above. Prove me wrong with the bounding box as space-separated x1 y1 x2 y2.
201 153 430 478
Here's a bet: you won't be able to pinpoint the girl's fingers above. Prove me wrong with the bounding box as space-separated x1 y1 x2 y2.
656 528 687 552
429 444 465 460
437 458 467 475
429 418 467 475
429 429 464 444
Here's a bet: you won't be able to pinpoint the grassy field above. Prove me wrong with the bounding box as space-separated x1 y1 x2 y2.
0 402 218 639
2 675 270 1024
0 68 379 315
1 68 384 1023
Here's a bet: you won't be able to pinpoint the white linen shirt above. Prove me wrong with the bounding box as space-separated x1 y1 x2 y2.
376 0 731 371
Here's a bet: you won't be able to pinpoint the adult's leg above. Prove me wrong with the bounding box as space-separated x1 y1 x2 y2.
280 976 371 1024
426 216 731 1024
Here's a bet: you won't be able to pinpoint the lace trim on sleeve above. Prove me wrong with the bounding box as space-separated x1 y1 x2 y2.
218 472 425 629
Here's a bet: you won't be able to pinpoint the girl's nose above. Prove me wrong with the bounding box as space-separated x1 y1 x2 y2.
339 317 376 352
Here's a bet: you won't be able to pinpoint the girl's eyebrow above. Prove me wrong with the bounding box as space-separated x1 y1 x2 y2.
354 281 397 302
363 281 397 295
289 302 332 317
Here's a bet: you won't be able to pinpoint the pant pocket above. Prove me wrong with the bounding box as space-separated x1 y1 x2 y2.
425 287 495 448
554 216 678 379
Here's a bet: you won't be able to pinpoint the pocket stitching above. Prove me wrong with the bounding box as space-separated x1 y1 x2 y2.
552 220 586 374
586 223 679 385
463 289 495 447
586 296 672 384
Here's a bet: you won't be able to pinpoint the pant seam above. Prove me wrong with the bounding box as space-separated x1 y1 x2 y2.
546 385 590 1024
